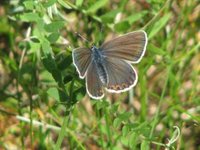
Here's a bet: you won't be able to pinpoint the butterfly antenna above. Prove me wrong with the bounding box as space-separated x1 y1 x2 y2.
99 25 104 44
75 32 90 44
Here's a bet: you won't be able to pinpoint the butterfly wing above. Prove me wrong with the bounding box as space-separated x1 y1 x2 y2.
72 48 91 78
104 57 137 93
86 62 104 99
100 30 147 63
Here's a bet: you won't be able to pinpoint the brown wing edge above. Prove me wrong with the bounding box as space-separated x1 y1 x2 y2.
132 30 148 64
100 30 148 64
105 62 138 93
72 47 91 79
86 63 104 100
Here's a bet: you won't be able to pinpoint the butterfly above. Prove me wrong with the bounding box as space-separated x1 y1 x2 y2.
72 30 148 99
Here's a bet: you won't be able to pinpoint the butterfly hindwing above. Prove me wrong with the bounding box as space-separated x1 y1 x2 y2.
104 57 137 93
100 30 147 63
86 62 104 99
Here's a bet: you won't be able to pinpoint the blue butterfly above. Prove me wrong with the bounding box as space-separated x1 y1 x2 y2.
72 30 148 99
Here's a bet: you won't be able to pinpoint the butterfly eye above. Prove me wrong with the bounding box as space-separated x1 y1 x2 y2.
91 45 97 52
91 43 95 48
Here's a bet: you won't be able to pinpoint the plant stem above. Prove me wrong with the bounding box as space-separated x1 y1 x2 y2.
149 65 171 139
105 107 113 150
55 114 69 149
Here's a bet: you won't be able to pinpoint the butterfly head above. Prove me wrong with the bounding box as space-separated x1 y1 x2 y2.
91 45 98 52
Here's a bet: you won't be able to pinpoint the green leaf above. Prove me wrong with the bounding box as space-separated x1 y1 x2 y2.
86 0 109 14
44 21 65 33
110 103 119 113
100 121 107 134
113 118 121 129
96 101 109 110
122 125 129 137
42 55 57 73
100 9 119 23
40 70 55 82
118 112 132 121
42 54 62 84
118 0 128 10
141 140 149 150
41 39 52 55
63 75 73 84
114 11 147 32
23 0 35 10
43 0 57 8
126 11 148 24
0 20 11 33
148 43 166 55
75 0 83 7
128 121 149 132
129 132 138 149
120 136 129 146
20 12 40 22
57 55 72 70
47 87 59 101
19 63 34 78
126 122 151 138
28 42 41 55
114 21 130 32
57 0 73 9
30 37 40 43
47 32 60 43
148 13 172 39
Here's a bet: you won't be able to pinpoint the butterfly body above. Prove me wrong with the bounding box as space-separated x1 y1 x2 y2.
91 46 108 86
72 30 148 99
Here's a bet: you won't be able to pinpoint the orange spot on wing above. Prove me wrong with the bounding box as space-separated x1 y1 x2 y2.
97 90 103 96
122 83 128 88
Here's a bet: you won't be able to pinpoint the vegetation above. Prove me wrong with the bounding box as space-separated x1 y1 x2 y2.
0 0 199 149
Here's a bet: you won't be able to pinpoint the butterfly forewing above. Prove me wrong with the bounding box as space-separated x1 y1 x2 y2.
72 48 91 78
100 31 147 63
104 57 137 93
86 62 104 99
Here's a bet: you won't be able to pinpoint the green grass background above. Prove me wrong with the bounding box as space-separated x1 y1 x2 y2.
0 0 200 149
